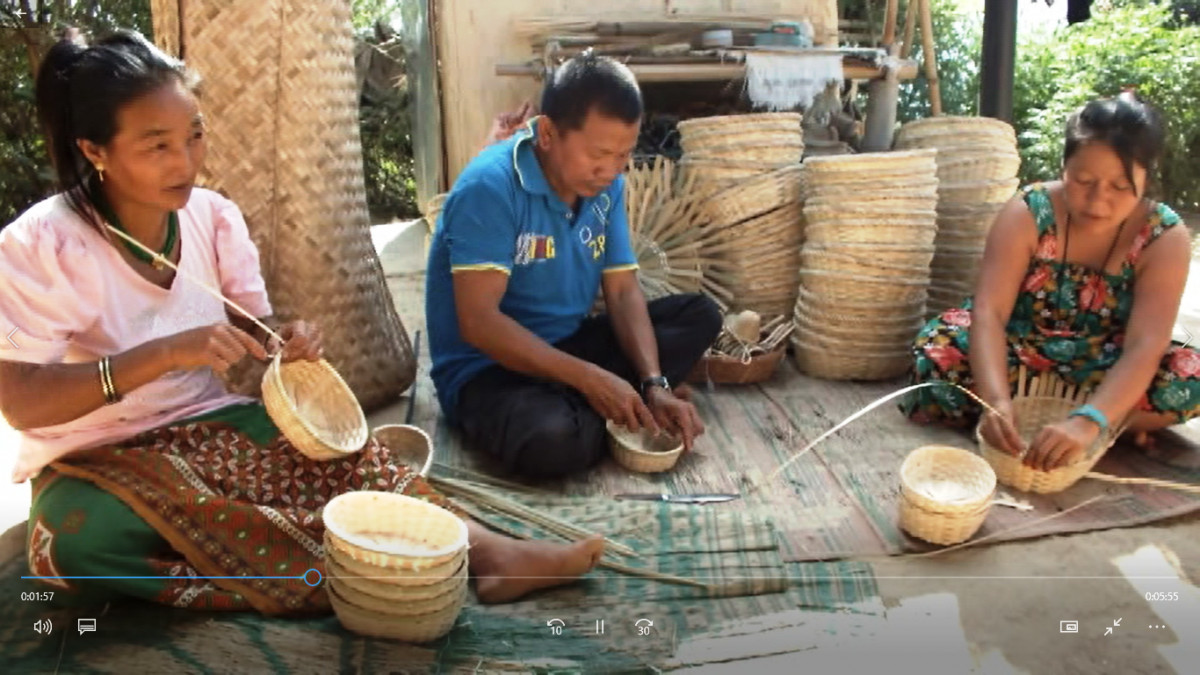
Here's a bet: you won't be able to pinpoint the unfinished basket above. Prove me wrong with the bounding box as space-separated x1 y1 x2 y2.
608 421 684 473
327 578 464 642
898 445 996 545
262 353 368 460
976 369 1123 494
687 345 787 385
323 492 469 570
372 424 434 476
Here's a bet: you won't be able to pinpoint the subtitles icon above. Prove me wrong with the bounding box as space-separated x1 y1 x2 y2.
1060 620 1079 634
78 618 97 635
33 618 52 635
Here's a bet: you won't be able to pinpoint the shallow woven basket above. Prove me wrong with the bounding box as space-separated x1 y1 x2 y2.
935 154 1020 183
799 269 931 305
608 421 684 473
806 241 937 268
328 555 468 608
897 445 996 546
677 112 803 135
801 248 935 278
805 148 938 175
687 345 787 385
327 577 464 642
803 223 937 248
976 370 1122 493
325 536 467 587
703 165 805 228
894 116 1016 148
939 178 1020 205
791 336 912 381
793 315 922 347
686 142 804 166
794 292 927 328
330 574 467 617
682 128 803 154
262 353 368 460
371 424 434 476
323 492 468 570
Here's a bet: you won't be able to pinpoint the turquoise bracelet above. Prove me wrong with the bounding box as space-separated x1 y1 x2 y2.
1068 404 1109 434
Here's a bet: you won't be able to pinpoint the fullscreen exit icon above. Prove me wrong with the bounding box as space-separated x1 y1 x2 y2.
1060 620 1079 633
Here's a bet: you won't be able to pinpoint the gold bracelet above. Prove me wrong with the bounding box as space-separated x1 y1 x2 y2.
99 356 121 404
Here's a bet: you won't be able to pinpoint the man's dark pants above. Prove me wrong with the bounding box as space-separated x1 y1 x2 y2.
455 293 723 480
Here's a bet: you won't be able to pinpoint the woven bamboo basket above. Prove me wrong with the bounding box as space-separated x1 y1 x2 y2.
801 247 935 276
804 222 938 247
805 149 938 175
799 268 930 305
261 353 368 460
935 154 1021 183
687 346 787 385
151 0 417 409
791 336 913 381
939 178 1021 205
898 445 996 545
372 424 434 477
327 578 464 642
682 127 804 153
806 184 940 202
896 115 1016 139
686 142 804 166
330 573 467 617
328 555 468 607
325 536 467 587
322 492 468 570
806 197 940 214
794 291 927 327
805 242 937 268
805 170 937 191
976 369 1123 493
677 112 803 135
703 165 805 228
793 314 923 346
608 421 684 473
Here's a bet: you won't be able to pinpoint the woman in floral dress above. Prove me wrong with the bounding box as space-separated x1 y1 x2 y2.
903 94 1198 471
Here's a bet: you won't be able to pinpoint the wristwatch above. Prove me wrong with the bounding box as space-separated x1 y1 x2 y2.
640 375 671 400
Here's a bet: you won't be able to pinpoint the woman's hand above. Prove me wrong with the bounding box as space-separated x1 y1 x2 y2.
1024 416 1101 471
163 324 267 375
979 400 1025 457
268 320 324 362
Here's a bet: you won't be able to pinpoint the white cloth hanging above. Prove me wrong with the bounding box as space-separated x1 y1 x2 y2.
744 52 844 112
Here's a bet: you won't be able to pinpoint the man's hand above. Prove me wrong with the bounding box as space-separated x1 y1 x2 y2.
269 321 324 362
483 102 536 147
1024 416 1101 472
647 387 704 451
580 367 658 434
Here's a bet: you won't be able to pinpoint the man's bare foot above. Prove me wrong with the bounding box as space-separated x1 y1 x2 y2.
470 534 605 604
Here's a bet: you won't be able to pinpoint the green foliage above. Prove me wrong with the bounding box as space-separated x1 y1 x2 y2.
360 81 418 222
897 0 983 120
0 1 152 224
1013 2 1200 208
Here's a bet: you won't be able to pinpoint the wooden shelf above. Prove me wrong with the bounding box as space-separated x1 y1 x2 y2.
496 56 918 83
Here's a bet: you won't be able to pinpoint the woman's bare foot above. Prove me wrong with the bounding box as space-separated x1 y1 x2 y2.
467 524 606 603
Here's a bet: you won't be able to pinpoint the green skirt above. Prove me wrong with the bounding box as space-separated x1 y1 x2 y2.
27 403 457 615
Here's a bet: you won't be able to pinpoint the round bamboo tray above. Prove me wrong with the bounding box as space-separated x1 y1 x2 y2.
327 578 464 642
372 424 434 477
804 148 938 175
976 382 1119 493
323 492 468 570
325 536 467 587
608 421 684 473
687 345 787 385
703 165 805 228
939 178 1020 205
898 444 995 545
804 222 937 247
262 353 368 461
791 336 913 381
678 112 803 135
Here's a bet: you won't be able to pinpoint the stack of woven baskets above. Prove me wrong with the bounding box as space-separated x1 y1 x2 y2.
791 149 939 380
323 491 469 642
678 113 807 318
894 117 1021 316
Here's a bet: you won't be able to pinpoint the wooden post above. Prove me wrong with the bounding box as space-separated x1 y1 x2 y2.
900 0 919 59
882 0 900 48
918 0 942 115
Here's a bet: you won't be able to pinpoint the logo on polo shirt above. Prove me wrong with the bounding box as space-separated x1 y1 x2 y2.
514 233 556 266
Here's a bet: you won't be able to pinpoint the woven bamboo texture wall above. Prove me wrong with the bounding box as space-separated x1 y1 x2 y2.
151 0 416 410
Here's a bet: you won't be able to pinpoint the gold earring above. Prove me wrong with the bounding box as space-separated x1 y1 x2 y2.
95 165 105 182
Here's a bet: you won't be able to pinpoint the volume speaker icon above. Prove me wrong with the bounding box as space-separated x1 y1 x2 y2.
33 618 52 635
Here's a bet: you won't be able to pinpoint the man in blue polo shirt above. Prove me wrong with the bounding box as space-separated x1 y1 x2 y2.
425 53 722 480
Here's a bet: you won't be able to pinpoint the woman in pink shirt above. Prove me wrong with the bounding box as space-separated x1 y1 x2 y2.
0 30 602 615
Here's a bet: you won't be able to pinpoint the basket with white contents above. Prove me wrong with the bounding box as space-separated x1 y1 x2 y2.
322 491 470 642
898 445 997 546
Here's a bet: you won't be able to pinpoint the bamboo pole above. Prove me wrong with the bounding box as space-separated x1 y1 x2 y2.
882 0 900 48
918 0 943 115
900 0 919 59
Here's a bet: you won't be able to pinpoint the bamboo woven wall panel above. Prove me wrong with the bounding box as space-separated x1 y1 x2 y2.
152 0 416 410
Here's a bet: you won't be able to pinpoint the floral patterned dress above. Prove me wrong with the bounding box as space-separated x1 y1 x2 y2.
903 184 1200 426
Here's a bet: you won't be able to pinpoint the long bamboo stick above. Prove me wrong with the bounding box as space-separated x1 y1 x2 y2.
918 0 943 115
900 0 919 59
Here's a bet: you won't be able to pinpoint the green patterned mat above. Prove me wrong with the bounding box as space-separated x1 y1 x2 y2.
0 497 878 673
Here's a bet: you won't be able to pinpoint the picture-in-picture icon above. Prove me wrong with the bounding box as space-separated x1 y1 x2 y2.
1059 620 1079 634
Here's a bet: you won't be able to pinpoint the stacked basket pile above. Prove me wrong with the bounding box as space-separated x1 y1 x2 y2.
792 149 939 380
895 117 1021 316
323 491 469 642
678 113 807 317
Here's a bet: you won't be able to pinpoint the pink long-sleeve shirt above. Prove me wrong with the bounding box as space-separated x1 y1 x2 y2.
0 188 272 483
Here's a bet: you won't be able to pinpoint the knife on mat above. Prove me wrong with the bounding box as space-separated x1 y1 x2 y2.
614 493 739 504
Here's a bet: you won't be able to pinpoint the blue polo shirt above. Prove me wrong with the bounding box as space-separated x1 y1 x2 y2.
425 121 639 420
